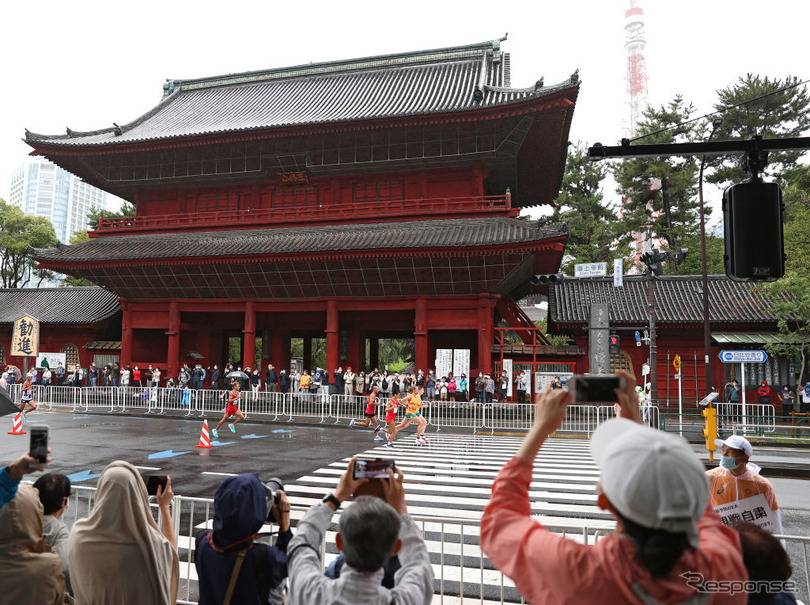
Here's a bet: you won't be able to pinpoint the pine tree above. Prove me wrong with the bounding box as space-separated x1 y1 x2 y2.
551 143 624 273
613 96 703 259
707 74 810 187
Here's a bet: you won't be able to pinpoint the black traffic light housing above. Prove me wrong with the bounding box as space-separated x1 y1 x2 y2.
723 181 785 281
531 273 565 286
640 249 665 276
609 333 621 356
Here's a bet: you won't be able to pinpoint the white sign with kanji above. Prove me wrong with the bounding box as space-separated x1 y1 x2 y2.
713 494 779 533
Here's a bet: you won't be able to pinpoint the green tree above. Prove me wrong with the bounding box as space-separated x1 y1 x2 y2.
59 231 97 287
552 143 626 272
762 275 810 388
707 75 810 187
0 200 59 288
782 166 810 275
87 201 136 230
614 96 703 261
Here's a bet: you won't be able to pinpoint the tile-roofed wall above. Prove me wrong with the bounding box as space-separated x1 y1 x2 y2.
34 218 566 263
26 39 577 148
0 287 120 324
549 275 786 326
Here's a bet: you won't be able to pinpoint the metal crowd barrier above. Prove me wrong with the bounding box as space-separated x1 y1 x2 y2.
23 386 673 438
19 480 808 605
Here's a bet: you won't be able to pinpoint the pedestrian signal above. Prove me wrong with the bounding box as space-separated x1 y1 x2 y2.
609 334 620 356
531 273 565 286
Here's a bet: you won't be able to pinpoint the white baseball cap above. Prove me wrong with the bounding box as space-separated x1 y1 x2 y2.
714 435 752 457
591 419 708 548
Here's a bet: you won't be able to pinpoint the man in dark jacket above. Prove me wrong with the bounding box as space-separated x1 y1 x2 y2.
265 364 277 392
196 473 292 605
209 365 220 390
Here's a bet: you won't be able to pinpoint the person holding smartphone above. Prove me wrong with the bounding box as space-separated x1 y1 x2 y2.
480 373 747 604
287 457 433 605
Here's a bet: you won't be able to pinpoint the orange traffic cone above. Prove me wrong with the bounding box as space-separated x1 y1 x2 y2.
8 412 26 435
195 419 213 448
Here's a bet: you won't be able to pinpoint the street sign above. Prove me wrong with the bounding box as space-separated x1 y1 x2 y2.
673 354 681 371
613 259 623 287
575 262 607 277
718 350 768 363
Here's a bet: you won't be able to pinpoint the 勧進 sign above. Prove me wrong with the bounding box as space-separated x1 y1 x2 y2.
11 315 40 357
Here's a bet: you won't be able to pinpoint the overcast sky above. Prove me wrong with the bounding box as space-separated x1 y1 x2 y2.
2 0 808 220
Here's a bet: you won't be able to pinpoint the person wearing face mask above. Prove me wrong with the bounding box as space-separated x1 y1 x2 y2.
706 435 783 535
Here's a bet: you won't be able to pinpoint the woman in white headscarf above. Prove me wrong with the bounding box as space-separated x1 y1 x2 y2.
68 460 178 604
0 484 72 604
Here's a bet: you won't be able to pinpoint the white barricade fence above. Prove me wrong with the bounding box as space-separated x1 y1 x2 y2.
481 403 535 434
192 389 229 418
45 484 810 605
715 402 777 433
32 385 81 412
424 399 482 432
242 390 285 419
328 394 368 425
81 386 120 412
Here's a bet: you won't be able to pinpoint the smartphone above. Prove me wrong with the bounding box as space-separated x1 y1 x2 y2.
145 475 168 496
29 425 49 464
353 458 395 480
568 375 625 403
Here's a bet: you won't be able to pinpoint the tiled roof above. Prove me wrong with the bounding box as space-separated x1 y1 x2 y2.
549 275 787 326
25 38 578 147
34 218 565 264
0 288 120 324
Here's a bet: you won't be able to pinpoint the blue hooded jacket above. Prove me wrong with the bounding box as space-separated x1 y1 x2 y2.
195 473 291 605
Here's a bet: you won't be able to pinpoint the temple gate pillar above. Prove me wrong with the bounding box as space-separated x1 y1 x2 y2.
120 299 132 370
477 294 496 375
303 338 312 372
414 298 428 374
325 300 339 374
369 337 380 371
243 301 256 370
167 301 180 379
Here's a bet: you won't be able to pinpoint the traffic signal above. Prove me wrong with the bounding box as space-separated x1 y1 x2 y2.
609 333 620 356
640 248 665 276
702 405 718 463
723 181 784 281
531 273 565 285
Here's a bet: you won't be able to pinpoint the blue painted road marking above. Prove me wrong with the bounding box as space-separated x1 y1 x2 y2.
240 434 268 439
67 470 102 482
210 440 236 446
148 449 192 460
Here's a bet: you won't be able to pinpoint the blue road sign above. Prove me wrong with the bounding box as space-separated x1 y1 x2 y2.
718 350 768 363
148 449 191 460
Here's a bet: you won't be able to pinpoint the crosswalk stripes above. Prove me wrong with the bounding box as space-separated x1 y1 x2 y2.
178 432 614 603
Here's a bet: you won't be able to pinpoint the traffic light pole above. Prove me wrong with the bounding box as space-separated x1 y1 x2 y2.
647 271 658 405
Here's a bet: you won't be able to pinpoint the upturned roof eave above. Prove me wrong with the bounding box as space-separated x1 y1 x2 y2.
24 80 579 151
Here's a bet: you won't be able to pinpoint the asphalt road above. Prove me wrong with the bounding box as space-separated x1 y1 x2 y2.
0 410 379 496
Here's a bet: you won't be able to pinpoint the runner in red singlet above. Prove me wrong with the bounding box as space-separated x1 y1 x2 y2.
212 382 244 439
348 386 385 440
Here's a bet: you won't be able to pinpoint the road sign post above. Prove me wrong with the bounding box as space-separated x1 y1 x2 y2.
718 350 768 434
673 354 683 435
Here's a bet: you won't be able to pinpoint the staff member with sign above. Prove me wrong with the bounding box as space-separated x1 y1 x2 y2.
706 435 783 535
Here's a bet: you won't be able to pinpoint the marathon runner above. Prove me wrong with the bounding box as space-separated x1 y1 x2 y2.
395 386 429 445
212 382 244 439
349 386 385 439
20 375 37 418
381 391 405 448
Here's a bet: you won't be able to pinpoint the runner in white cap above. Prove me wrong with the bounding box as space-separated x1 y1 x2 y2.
706 435 783 535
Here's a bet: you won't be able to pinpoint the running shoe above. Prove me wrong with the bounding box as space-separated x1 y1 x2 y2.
386 442 395 448
415 437 424 445
212 428 219 439
420 436 429 443
374 434 384 441
349 419 356 429
384 431 390 442
229 423 236 433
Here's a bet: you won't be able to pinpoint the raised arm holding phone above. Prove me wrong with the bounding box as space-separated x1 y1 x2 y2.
481 371 748 605
287 457 433 605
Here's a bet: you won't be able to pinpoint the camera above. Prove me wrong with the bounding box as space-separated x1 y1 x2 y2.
263 477 285 522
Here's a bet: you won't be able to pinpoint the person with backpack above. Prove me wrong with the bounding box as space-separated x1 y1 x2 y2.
380 371 392 399
196 474 292 605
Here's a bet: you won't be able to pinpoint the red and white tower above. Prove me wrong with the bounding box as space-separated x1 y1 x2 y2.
624 0 649 137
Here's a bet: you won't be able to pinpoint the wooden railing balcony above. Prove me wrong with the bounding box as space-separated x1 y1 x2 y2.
94 194 516 236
